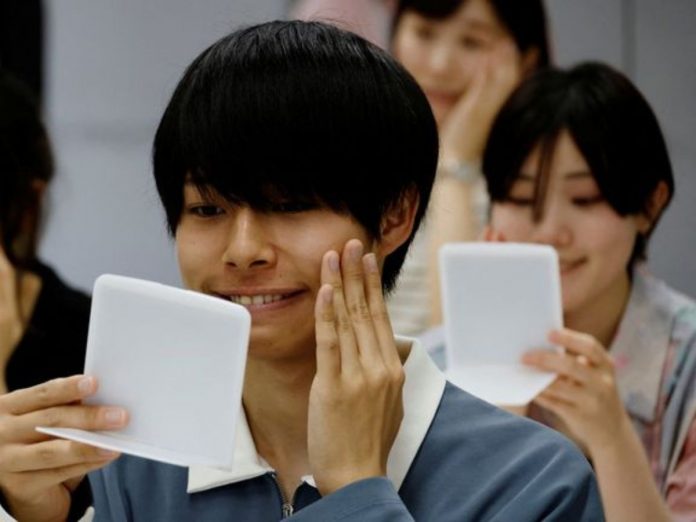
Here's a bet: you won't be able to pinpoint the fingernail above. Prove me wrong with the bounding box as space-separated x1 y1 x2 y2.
104 408 126 427
351 241 364 261
364 253 378 273
78 376 95 396
321 284 333 305
98 448 119 458
328 252 339 272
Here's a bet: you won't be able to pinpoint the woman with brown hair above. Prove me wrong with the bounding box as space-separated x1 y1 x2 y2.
389 0 550 334
0 71 90 394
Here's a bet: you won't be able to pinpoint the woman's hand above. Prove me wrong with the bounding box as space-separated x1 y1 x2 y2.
439 39 521 164
0 376 127 522
480 225 506 242
522 328 633 454
308 239 404 495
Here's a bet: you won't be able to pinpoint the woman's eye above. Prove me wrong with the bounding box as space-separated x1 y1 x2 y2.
572 195 604 207
460 35 485 50
189 205 224 217
414 25 435 41
506 196 534 206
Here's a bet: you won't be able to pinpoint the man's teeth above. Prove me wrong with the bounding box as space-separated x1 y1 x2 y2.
229 294 286 305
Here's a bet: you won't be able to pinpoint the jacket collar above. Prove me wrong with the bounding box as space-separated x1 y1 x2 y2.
187 337 446 493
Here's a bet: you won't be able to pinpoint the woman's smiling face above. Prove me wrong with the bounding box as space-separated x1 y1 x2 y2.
392 0 518 125
490 130 649 316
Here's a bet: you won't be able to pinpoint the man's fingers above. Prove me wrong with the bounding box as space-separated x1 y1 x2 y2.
362 253 399 368
7 458 117 498
315 283 340 378
0 376 97 416
12 404 128 443
340 240 381 366
321 250 359 373
0 439 119 473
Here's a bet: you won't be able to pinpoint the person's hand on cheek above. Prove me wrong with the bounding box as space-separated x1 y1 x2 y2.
440 39 521 164
308 239 404 495
522 328 633 456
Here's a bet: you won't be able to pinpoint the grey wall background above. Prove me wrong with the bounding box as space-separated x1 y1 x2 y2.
546 0 696 297
40 0 285 289
41 0 696 296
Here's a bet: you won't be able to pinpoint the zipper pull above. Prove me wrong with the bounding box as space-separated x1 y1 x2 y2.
282 502 294 518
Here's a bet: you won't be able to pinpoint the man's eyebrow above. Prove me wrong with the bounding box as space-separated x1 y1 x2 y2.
563 170 593 180
517 173 536 181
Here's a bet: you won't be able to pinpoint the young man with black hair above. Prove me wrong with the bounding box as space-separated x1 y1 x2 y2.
0 21 603 521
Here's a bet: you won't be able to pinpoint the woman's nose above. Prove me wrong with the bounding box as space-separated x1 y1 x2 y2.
427 42 457 76
532 204 573 248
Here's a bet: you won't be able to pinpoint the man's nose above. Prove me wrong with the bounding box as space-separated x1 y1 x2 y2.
221 208 276 269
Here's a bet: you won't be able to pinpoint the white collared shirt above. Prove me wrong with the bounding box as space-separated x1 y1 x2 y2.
187 337 446 494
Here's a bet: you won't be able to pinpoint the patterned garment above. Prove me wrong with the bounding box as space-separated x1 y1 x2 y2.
422 266 696 518
611 267 696 519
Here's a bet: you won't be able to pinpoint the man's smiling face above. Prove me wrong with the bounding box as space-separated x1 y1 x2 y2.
175 183 378 363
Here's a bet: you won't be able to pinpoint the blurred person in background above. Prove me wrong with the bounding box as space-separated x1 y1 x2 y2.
0 69 92 519
389 0 550 335
484 62 695 521
288 0 394 48
0 70 90 393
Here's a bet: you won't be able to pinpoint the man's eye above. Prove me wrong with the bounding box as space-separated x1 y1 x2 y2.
189 205 224 217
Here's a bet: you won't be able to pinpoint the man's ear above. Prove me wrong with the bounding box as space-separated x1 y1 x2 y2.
31 179 47 199
636 180 670 233
376 188 420 257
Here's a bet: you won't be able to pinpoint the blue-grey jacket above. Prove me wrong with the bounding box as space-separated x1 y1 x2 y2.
89 341 604 521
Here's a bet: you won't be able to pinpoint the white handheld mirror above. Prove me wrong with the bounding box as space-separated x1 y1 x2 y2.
38 274 251 470
439 243 562 406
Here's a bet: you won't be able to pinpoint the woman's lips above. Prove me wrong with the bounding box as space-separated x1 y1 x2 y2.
559 258 586 274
